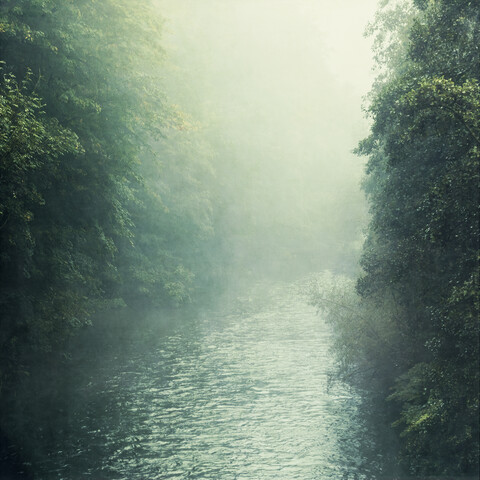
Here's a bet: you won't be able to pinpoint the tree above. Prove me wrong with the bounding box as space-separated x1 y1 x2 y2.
0 67 84 385
318 0 479 474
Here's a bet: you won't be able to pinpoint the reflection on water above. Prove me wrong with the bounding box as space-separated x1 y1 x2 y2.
36 281 393 479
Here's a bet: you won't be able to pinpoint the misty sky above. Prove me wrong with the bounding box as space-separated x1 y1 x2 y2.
155 0 380 269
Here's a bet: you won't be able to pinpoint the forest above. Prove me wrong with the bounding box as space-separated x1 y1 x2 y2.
0 0 224 474
309 0 479 476
0 0 478 478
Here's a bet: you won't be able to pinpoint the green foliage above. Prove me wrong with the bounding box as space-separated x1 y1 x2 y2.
313 0 479 475
0 67 86 382
305 272 404 383
0 2 223 472
0 0 218 399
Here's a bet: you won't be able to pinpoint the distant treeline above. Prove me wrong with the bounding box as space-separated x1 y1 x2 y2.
310 0 479 475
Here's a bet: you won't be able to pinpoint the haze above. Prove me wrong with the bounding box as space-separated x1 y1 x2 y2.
156 0 379 277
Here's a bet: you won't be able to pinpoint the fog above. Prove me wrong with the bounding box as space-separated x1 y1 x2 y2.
156 0 378 277
2 2 477 477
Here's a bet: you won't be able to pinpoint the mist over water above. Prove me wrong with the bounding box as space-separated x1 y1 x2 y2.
1 1 477 477
35 282 395 479
1 2 400 478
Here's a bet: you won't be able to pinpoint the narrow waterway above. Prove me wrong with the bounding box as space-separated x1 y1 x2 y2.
36 280 389 479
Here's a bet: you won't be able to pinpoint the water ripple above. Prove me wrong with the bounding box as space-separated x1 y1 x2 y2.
40 281 384 479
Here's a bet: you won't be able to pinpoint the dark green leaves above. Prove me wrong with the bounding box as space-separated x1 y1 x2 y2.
352 0 479 474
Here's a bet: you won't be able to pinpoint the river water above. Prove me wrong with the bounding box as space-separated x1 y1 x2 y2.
33 279 391 479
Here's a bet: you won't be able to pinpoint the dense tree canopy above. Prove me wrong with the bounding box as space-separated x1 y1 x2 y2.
311 0 479 475
0 3 228 474
0 0 217 400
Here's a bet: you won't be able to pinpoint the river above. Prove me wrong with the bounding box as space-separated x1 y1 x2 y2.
30 279 393 479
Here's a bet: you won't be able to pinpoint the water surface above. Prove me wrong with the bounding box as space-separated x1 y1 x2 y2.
38 280 387 479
